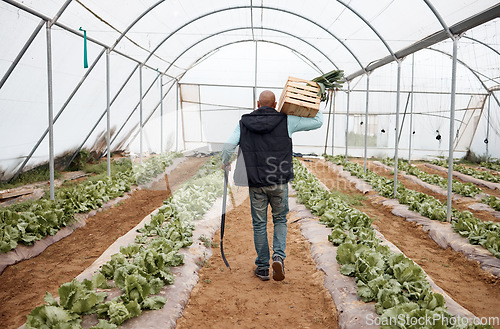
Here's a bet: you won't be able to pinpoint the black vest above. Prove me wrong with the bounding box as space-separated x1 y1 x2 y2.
234 106 293 187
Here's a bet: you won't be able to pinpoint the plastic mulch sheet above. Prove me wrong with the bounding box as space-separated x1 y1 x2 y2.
326 162 500 277
0 157 186 275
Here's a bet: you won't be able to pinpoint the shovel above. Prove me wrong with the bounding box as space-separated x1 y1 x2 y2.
220 166 231 269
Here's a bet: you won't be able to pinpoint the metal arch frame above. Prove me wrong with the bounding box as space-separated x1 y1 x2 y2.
9 48 107 182
2 0 498 179
334 0 396 59
0 0 73 89
3 0 497 86
63 0 362 70
65 64 140 168
0 0 171 77
345 3 500 81
163 26 339 75
426 47 500 107
0 0 173 181
141 6 365 70
422 0 454 39
117 38 328 151
107 2 395 69
99 70 165 159
0 1 365 176
120 80 177 153
108 0 165 52
424 0 466 222
2 0 175 181
462 35 500 57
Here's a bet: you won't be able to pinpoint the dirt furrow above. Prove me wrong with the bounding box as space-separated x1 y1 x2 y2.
303 158 500 328
415 163 500 199
364 160 500 223
0 157 208 329
175 191 338 329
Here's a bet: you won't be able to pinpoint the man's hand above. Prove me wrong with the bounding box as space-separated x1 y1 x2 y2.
222 163 231 171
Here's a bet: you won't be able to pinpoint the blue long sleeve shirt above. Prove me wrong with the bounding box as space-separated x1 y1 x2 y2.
222 110 323 164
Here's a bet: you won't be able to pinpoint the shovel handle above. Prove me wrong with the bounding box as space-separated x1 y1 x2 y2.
220 166 231 269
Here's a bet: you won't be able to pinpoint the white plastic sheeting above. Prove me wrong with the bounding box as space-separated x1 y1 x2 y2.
0 0 499 180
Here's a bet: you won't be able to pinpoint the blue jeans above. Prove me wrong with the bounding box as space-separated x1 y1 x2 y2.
249 184 289 270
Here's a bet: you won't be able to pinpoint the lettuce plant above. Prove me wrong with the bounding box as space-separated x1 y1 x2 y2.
326 155 500 259
382 158 481 197
432 159 500 184
293 159 494 329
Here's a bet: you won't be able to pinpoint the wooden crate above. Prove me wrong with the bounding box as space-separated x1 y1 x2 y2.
0 187 33 200
277 76 321 118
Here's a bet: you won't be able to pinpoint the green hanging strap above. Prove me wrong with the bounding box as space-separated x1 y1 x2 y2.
79 27 88 68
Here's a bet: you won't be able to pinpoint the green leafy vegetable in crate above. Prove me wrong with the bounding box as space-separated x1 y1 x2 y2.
311 69 344 101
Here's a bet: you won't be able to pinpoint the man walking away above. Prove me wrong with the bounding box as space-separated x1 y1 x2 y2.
222 90 323 281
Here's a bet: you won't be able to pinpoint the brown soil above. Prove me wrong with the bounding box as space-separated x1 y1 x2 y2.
176 192 339 329
303 158 500 328
0 156 208 329
364 160 500 223
415 163 500 199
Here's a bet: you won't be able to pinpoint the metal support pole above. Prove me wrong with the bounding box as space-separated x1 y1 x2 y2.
331 89 336 155
46 22 55 200
120 81 177 150
106 49 111 176
160 74 164 153
408 54 415 164
198 84 203 143
10 48 106 182
176 80 179 151
345 82 350 162
101 71 160 159
0 21 44 90
394 60 402 198
364 73 370 173
66 64 139 168
180 84 187 150
446 37 459 222
1 0 72 89
324 92 333 155
486 93 490 160
254 41 258 109
139 64 143 165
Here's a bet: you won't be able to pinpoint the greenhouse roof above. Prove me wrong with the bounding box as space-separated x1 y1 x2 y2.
1 0 499 181
2 1 498 79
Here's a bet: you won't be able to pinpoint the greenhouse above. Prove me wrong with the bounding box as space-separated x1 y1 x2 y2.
0 0 499 328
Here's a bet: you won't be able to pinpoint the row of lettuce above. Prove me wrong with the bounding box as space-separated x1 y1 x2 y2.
25 154 224 328
431 159 500 184
0 152 183 253
480 160 500 172
292 159 491 329
326 155 500 259
381 158 500 212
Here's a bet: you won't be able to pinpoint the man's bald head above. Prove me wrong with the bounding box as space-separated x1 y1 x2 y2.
258 90 277 108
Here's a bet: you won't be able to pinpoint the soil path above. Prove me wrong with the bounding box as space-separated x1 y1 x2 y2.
0 157 208 329
415 163 500 199
175 191 339 329
358 159 500 223
303 158 500 328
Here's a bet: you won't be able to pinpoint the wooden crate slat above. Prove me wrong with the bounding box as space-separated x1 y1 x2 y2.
280 103 316 118
286 81 319 93
285 91 321 104
287 76 319 86
277 76 321 117
286 87 319 98
0 188 34 200
283 96 320 110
